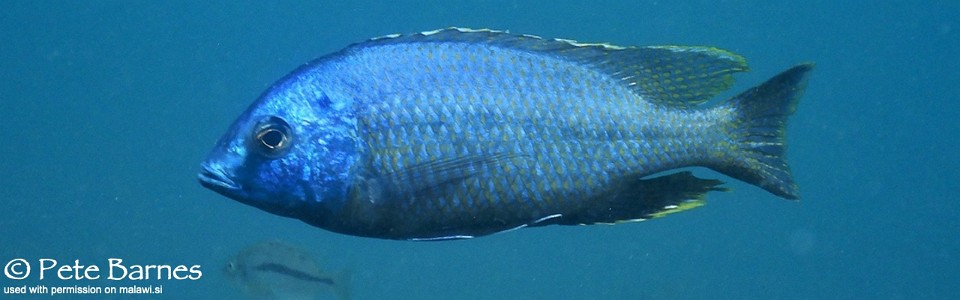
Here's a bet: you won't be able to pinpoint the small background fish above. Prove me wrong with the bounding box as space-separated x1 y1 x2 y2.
225 240 350 300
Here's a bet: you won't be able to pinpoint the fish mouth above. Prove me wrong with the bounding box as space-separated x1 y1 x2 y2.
198 164 241 192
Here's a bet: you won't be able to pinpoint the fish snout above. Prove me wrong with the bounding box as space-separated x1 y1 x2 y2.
198 164 241 192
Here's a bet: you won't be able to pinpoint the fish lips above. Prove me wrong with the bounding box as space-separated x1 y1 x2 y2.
198 164 245 199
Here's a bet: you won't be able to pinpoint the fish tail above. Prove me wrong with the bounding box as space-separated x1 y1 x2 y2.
715 63 813 200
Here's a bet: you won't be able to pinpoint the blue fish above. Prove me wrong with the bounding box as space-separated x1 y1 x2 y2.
199 28 812 241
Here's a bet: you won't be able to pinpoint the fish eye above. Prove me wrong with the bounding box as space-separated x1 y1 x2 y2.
252 116 293 157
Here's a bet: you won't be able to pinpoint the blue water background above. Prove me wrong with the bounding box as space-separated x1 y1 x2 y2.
1 1 957 299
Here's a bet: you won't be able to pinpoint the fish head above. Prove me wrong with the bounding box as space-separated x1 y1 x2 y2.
223 259 243 279
199 72 358 220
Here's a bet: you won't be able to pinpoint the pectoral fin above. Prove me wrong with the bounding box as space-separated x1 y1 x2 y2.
378 152 519 201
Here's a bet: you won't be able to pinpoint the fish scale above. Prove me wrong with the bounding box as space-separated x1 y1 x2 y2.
199 28 811 240
372 101 692 215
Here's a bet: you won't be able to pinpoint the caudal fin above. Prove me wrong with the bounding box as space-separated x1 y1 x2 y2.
716 63 813 200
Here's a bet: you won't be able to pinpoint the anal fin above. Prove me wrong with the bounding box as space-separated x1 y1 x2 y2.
561 171 726 225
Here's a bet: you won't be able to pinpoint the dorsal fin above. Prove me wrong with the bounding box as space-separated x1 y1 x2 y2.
349 27 749 107
596 45 749 107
